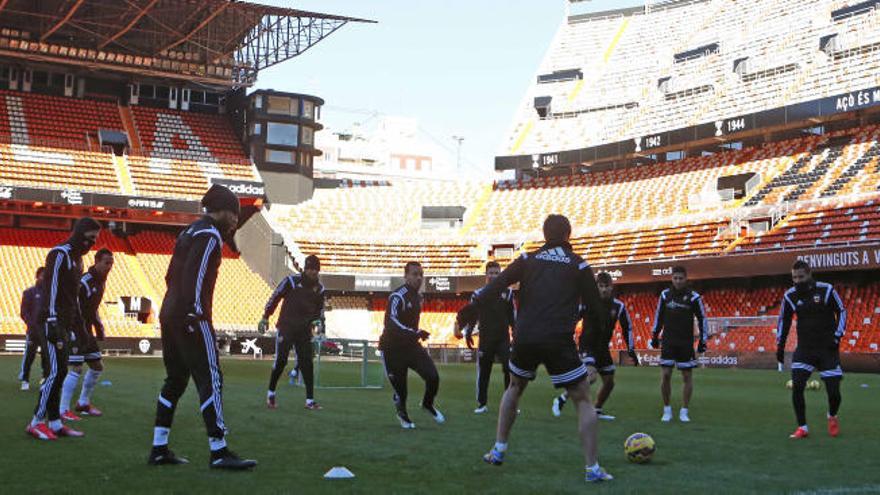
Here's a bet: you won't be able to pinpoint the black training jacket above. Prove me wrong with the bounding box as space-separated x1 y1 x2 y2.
79 267 107 339
263 274 325 332
462 242 607 346
160 216 223 322
777 281 846 350
380 284 422 350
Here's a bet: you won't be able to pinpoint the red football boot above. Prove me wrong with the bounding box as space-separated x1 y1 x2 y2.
789 426 809 439
26 423 57 441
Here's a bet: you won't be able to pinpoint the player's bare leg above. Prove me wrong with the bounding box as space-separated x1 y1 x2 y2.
595 374 614 410
568 374 613 482
483 375 527 465
660 366 673 421
495 375 526 444
567 377 598 466
680 368 693 422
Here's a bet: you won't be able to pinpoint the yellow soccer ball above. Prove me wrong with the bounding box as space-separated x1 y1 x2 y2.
624 432 656 464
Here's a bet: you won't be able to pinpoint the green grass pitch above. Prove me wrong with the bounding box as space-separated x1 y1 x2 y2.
3 355 879 494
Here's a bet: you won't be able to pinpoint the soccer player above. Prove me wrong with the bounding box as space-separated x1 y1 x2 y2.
260 254 325 410
650 265 707 423
462 261 515 414
457 214 613 483
552 271 638 420
777 260 846 439
59 248 113 420
26 217 101 440
19 267 46 391
148 184 256 469
379 261 444 429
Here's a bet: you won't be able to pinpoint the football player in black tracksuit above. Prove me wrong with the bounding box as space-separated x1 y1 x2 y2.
553 271 638 420
60 248 113 420
651 266 707 423
26 217 101 441
380 261 444 429
19 266 47 391
462 261 515 414
651 265 707 423
148 184 256 470
457 215 614 483
777 260 846 439
261 255 325 410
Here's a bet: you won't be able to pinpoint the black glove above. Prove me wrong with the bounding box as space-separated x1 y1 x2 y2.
185 313 204 333
776 347 785 364
46 318 62 342
697 341 707 353
465 333 474 350
95 322 105 341
627 349 639 366
456 304 478 332
417 329 430 341
650 336 660 349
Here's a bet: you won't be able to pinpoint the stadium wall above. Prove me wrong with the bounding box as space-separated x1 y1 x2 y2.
236 210 290 286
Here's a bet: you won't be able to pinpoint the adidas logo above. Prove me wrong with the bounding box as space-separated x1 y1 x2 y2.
536 247 571 264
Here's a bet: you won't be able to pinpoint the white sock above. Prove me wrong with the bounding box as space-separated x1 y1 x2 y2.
209 437 227 452
306 398 315 405
663 405 672 414
30 416 43 428
153 427 170 447
800 424 809 432
587 463 600 472
680 408 689 414
60 370 80 414
494 442 507 453
49 419 62 431
78 369 101 406
267 390 275 398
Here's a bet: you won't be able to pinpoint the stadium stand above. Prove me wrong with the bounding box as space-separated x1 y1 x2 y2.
0 89 123 149
503 0 880 156
0 228 272 337
0 87 260 200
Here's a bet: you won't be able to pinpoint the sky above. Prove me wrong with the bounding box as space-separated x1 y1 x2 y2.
254 0 645 177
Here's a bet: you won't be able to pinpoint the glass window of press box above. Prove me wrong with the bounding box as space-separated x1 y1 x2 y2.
266 95 300 116
265 149 294 164
301 126 314 146
266 122 299 147
302 100 315 120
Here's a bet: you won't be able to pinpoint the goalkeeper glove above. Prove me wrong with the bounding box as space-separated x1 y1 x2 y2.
417 329 430 341
465 333 474 350
650 336 660 349
776 347 785 364
257 318 269 334
697 340 707 353
46 318 62 342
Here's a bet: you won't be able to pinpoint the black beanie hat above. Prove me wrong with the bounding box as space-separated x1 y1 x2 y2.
201 184 241 216
72 217 101 236
304 255 320 271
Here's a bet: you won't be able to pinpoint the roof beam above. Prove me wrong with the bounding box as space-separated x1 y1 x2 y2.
98 0 160 50
157 2 229 54
40 0 87 42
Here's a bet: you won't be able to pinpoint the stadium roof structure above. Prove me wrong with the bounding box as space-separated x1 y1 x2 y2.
0 0 374 88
